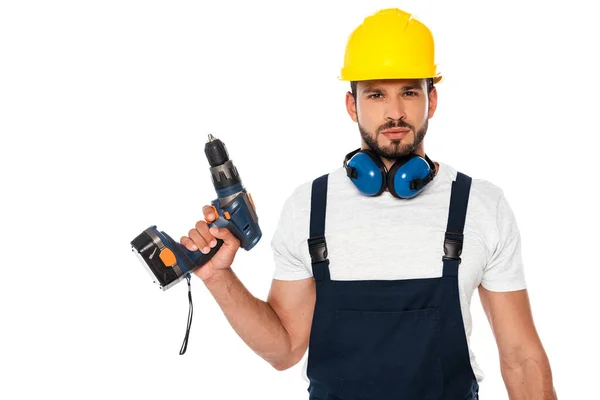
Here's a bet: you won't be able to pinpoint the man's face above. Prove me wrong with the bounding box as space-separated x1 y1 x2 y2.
345 79 438 160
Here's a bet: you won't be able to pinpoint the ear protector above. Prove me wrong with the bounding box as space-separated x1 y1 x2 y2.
343 148 437 199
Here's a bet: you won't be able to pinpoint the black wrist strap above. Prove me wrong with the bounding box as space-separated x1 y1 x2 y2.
179 273 193 355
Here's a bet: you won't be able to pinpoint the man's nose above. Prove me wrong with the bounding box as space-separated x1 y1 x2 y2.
384 96 407 121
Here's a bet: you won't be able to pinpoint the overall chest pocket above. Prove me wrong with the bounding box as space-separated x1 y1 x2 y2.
331 307 443 400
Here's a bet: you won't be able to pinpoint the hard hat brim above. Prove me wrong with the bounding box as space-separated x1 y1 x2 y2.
338 74 443 84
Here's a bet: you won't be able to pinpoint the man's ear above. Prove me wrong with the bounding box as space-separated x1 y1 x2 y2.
346 91 358 123
427 86 438 119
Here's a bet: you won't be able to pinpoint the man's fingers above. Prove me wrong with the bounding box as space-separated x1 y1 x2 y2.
195 220 218 248
189 228 212 254
180 236 198 251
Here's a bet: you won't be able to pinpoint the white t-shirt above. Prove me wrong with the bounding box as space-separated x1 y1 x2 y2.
270 161 527 384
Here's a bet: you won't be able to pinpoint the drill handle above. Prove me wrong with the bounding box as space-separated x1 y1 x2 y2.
179 233 225 270
158 223 225 278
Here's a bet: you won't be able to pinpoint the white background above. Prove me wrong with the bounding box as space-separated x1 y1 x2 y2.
1 0 598 398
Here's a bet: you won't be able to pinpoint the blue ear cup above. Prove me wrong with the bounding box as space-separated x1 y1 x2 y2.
344 148 387 196
387 154 436 199
343 148 436 198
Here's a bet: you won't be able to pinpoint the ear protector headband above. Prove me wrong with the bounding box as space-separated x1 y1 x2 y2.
343 148 437 199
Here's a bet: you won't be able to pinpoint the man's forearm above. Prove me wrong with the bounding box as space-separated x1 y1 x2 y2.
501 348 558 400
202 269 291 369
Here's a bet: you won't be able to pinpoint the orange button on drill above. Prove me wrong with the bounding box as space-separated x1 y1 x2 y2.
223 211 231 220
159 247 177 267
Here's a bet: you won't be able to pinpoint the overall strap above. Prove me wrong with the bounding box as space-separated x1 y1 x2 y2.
307 174 331 281
442 172 472 278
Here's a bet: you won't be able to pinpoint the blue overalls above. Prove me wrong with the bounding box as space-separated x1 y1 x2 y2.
305 172 479 400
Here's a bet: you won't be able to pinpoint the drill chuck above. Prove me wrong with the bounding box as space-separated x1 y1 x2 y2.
205 133 230 166
205 134 242 190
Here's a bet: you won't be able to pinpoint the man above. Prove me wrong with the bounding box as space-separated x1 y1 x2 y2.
180 8 557 399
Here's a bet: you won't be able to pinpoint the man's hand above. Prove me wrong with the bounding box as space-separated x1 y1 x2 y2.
478 286 558 399
180 205 241 283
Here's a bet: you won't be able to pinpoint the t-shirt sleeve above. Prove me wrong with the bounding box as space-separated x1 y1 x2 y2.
481 191 528 292
270 190 313 280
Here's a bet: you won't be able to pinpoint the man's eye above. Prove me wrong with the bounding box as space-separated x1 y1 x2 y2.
368 93 383 99
404 91 418 97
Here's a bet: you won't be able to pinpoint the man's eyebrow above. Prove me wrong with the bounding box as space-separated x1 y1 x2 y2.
361 87 383 94
401 84 423 91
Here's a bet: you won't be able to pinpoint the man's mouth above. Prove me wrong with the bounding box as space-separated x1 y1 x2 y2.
381 128 411 138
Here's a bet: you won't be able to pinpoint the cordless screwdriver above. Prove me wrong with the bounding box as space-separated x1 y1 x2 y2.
130 134 262 354
130 133 262 290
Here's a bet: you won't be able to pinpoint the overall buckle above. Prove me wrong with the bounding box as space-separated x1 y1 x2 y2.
307 236 328 264
442 232 463 264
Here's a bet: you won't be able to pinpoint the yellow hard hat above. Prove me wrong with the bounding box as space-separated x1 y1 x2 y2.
339 8 442 84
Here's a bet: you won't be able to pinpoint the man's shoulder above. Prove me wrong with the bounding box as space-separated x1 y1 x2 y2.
440 161 500 189
469 173 506 204
280 166 348 211
441 162 507 212
287 166 347 196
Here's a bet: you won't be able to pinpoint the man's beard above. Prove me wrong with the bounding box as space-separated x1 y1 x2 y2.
359 118 428 160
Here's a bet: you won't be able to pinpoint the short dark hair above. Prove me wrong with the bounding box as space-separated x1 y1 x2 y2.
350 78 434 98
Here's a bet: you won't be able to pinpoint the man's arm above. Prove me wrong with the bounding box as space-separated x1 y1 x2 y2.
203 271 315 371
478 286 557 399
